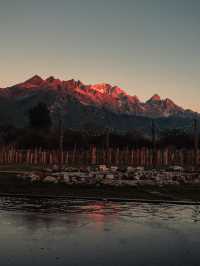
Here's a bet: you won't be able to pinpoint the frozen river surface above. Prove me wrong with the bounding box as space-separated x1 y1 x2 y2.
0 196 200 266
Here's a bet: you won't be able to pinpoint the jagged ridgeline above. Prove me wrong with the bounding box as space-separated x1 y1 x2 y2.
0 75 198 133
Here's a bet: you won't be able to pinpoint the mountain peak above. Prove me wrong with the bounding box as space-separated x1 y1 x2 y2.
91 83 126 97
46 76 56 83
91 83 111 95
148 94 161 102
164 98 174 104
24 75 44 86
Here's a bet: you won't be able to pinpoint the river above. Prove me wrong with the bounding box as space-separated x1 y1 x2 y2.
0 196 200 266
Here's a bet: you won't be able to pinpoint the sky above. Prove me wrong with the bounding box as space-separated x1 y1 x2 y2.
0 0 200 110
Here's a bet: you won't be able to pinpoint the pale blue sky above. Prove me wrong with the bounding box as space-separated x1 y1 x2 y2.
0 0 200 110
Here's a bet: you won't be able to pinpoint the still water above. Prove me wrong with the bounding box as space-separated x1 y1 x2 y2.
0 197 200 266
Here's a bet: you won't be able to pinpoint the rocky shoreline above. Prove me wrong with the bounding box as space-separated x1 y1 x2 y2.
18 165 200 187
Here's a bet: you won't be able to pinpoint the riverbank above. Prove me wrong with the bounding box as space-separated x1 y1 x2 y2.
1 172 200 203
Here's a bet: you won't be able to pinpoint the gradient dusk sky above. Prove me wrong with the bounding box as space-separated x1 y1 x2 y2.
1 0 200 110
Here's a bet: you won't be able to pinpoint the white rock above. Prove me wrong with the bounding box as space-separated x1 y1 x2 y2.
45 168 53 173
43 176 58 183
169 166 184 172
88 172 96 178
110 166 118 172
102 179 113 185
99 165 108 172
63 174 70 183
105 174 114 180
30 174 40 182
127 166 135 172
135 166 144 171
122 180 137 186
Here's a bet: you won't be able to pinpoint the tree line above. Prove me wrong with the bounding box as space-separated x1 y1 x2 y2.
0 102 198 150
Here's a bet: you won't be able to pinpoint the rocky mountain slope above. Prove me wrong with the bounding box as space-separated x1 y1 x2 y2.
0 75 198 132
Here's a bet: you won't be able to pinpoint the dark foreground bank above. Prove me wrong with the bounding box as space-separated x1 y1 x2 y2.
1 173 200 203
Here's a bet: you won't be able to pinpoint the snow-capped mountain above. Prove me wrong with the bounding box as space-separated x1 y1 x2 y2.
0 75 197 130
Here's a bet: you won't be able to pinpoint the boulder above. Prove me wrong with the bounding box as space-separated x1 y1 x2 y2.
135 166 144 171
127 166 135 173
105 174 114 180
99 165 108 172
63 173 71 183
43 176 58 183
30 174 40 183
168 165 184 172
110 166 118 172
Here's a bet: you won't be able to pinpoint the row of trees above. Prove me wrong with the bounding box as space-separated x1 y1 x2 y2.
0 103 198 150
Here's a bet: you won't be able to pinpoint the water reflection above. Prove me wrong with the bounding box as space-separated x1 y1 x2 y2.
0 197 200 266
1 196 200 229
